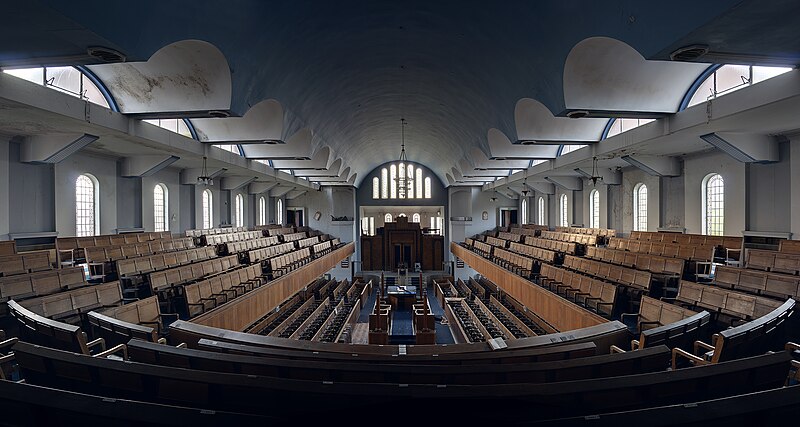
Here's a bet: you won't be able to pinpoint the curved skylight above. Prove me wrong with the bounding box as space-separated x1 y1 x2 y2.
143 118 193 138
3 66 111 109
560 144 588 155
686 64 792 108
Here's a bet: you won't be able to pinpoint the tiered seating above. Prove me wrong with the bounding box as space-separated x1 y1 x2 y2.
497 231 522 242
296 236 320 248
312 240 333 256
612 296 711 353
607 237 717 262
222 236 280 255
509 226 546 236
87 296 178 345
540 230 597 246
184 264 265 317
265 247 313 279
672 280 786 322
491 247 533 277
586 246 684 277
714 265 800 300
204 230 262 246
147 255 239 292
524 235 578 254
563 255 652 292
672 298 795 368
0 266 87 303
265 227 295 236
185 226 247 238
56 231 174 265
246 242 296 263
16 281 124 321
281 232 308 243
0 251 52 276
508 242 558 264
446 299 486 342
539 263 618 317
84 238 195 265
555 226 616 237
746 248 800 275
8 300 127 358
116 246 216 277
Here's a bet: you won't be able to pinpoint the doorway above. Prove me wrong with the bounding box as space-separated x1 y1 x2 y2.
287 208 305 227
499 207 518 227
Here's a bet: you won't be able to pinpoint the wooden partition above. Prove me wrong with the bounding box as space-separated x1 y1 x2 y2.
452 243 606 331
190 243 354 331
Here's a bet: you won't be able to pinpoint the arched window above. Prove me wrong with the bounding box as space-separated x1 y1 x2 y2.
687 65 793 108
537 197 545 225
703 174 724 236
412 213 420 223
521 198 528 225
606 118 655 138
143 118 193 138
389 165 397 199
424 177 432 198
276 199 283 225
633 183 648 232
398 162 406 199
381 168 389 199
372 177 380 199
385 213 393 223
589 189 600 229
214 144 241 155
559 194 568 227
3 66 112 109
234 194 244 227
75 174 98 237
407 164 415 198
202 189 213 229
560 144 588 155
154 183 168 232
416 168 423 199
258 196 266 226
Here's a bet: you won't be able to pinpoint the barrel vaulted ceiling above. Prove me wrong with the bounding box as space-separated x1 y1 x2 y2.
1 0 799 186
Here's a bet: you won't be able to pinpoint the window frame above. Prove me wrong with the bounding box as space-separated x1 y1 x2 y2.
154 183 168 232
75 173 99 237
702 173 724 236
559 194 569 227
277 198 283 225
589 189 599 229
633 183 648 232
202 189 213 229
537 197 545 225
234 194 244 227
258 196 266 226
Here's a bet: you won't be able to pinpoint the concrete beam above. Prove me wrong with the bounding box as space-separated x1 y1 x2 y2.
180 167 227 185
270 186 293 197
544 176 582 191
573 167 622 185
700 132 779 163
248 181 279 195
620 155 680 177
286 190 307 200
121 155 180 177
528 182 555 195
21 133 98 163
221 176 258 191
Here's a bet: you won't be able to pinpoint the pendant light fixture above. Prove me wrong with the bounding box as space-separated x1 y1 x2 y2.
197 156 213 186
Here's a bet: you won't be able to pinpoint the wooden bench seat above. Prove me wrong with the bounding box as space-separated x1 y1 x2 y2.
0 266 88 303
746 248 800 275
89 295 178 345
674 280 786 321
16 281 123 321
672 298 795 368
713 265 800 300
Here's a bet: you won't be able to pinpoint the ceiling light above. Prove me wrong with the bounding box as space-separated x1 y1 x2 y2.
197 156 213 186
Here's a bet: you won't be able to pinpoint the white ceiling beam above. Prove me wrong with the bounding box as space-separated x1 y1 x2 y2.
620 155 680 177
121 155 180 177
573 167 622 185
248 181 279 194
21 133 98 164
699 132 779 163
270 186 293 197
285 190 307 200
180 166 227 185
528 182 555 195
544 176 583 191
221 176 258 191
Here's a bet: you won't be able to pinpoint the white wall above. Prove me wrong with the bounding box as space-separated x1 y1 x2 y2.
683 150 746 235
54 151 119 235
141 168 181 232
620 168 660 233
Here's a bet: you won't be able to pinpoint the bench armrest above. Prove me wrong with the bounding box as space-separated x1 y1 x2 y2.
694 340 715 353
785 342 800 352
672 347 708 369
631 339 641 351
0 337 18 352
609 345 626 354
94 343 127 359
86 337 106 352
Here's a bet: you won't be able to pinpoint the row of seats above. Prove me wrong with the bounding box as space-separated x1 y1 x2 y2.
203 231 263 246
0 266 87 303
714 265 800 300
622 295 700 334
508 226 543 236
464 296 507 340
524 235 578 254
497 231 523 242
674 280 786 321
779 239 800 254
89 295 176 343
56 231 174 252
629 231 742 250
16 281 124 321
508 241 558 264
184 264 265 317
607 237 716 262
0 241 16 256
147 255 239 292
746 248 800 275
297 236 320 248
266 247 313 279
265 227 296 236
485 235 506 248
491 247 534 277
539 263 617 318
84 237 196 264
116 246 216 278
540 230 598 246
586 246 684 276
185 226 248 237
0 251 52 277
555 226 617 237
281 232 308 242
246 242 296 263
447 300 486 342
563 255 652 291
223 236 280 255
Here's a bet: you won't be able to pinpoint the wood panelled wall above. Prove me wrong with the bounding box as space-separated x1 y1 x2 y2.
451 243 606 331
191 243 355 331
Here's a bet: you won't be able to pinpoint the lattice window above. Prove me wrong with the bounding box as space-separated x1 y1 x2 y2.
424 177 431 198
521 199 528 225
276 199 283 225
559 194 568 227
416 168 423 199
385 213 392 223
634 184 648 232
75 174 98 237
372 177 380 199
154 184 168 232
202 189 213 229
589 189 599 228
538 197 545 225
412 213 420 223
704 174 724 236
235 194 244 227
258 196 266 226
381 168 388 199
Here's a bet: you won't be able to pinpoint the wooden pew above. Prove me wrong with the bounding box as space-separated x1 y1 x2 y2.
672 298 795 368
8 299 126 357
675 280 788 322
17 281 124 322
0 241 16 256
88 295 178 345
12 341 791 422
0 266 88 303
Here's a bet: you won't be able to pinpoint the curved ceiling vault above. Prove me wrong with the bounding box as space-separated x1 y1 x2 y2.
8 0 793 186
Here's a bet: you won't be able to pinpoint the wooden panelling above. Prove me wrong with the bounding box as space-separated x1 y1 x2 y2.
190 243 355 331
451 243 606 331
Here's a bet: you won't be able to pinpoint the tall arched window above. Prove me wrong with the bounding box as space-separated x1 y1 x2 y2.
589 189 600 229
75 174 98 237
633 183 648 232
407 164 415 198
381 168 388 199
154 183 168 232
537 197 545 225
276 199 283 225
424 177 432 198
390 165 397 199
202 189 213 229
372 177 380 199
703 174 724 236
521 199 528 225
258 196 266 226
559 194 568 227
234 194 244 227
416 168 423 198
385 213 393 223
412 213 420 223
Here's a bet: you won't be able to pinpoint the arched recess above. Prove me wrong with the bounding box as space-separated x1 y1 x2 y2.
192 99 283 142
88 39 232 115
563 37 709 113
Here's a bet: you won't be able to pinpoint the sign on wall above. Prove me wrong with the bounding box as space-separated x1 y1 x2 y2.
456 257 464 268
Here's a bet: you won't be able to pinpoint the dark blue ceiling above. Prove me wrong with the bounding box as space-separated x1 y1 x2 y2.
3 0 798 182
